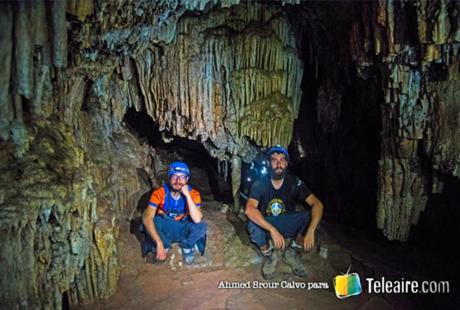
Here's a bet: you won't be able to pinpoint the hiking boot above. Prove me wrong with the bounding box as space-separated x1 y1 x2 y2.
282 239 307 278
182 247 196 265
261 246 277 279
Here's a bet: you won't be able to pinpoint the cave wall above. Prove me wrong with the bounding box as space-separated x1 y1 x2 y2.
351 0 460 241
0 1 185 308
0 0 304 308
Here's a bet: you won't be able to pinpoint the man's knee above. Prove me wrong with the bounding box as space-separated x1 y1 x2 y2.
248 221 268 247
282 210 310 225
292 210 311 235
283 210 309 220
265 211 311 238
190 220 208 234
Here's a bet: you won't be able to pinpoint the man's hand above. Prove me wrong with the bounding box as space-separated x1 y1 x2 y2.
180 185 190 196
156 242 168 261
270 227 285 250
303 230 315 251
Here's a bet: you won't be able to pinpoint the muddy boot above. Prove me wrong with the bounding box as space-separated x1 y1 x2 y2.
282 239 307 278
261 246 277 279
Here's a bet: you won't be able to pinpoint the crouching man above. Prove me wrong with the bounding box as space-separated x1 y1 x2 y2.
245 146 324 279
142 161 208 265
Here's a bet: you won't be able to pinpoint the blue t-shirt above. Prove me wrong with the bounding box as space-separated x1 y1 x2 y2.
249 174 312 216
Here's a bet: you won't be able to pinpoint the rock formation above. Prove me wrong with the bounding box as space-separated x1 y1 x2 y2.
348 0 460 240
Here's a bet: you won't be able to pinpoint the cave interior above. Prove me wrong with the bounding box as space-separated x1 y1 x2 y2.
0 0 459 309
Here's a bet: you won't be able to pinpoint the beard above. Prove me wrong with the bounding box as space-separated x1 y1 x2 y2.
271 167 287 180
170 182 184 192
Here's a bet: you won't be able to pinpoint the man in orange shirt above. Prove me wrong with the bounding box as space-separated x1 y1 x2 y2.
142 162 207 264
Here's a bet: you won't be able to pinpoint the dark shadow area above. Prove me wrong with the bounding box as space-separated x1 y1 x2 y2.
62 291 70 310
129 189 154 258
408 173 460 301
290 27 382 235
123 106 232 202
226 211 252 247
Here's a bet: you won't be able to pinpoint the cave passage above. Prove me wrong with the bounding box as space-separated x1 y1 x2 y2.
123 106 233 203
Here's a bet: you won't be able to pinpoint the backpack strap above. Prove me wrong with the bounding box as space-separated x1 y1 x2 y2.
162 184 172 213
160 184 191 220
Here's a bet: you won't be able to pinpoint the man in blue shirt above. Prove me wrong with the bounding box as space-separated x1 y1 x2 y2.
245 146 324 279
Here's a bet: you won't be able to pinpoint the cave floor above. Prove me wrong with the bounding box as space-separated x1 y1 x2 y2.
74 166 448 310
74 201 418 310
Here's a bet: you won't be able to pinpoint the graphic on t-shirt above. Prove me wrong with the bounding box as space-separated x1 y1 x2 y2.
266 198 286 216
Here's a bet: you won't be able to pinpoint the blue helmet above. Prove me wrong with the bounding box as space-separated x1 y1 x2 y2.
168 161 190 178
267 145 289 161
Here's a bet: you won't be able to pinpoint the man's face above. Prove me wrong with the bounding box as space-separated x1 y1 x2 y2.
269 152 288 180
169 173 188 191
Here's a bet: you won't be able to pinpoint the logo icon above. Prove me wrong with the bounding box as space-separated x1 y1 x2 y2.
267 199 285 216
333 266 362 299
270 202 283 216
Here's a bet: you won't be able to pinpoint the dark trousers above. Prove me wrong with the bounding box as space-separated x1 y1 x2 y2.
142 215 208 254
247 210 311 248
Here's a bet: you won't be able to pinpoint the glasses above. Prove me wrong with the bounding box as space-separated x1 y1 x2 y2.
170 174 188 181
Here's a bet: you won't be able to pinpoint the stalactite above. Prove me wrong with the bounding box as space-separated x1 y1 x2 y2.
133 2 304 161
50 1 68 68
14 1 33 99
67 0 94 22
33 1 51 63
222 159 228 182
0 3 14 141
